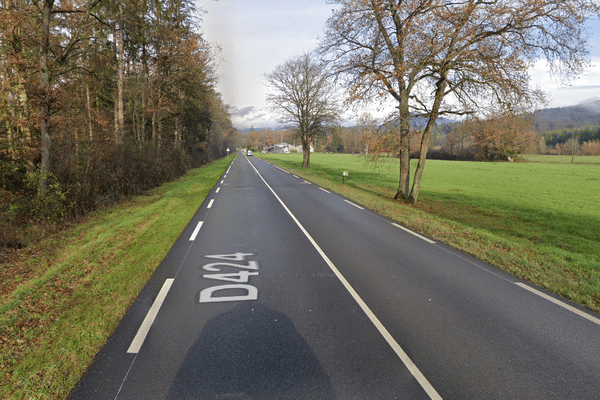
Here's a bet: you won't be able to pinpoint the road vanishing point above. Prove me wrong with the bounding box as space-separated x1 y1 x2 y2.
70 153 600 400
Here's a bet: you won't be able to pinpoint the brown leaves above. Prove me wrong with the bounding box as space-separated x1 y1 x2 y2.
463 114 539 161
323 0 596 114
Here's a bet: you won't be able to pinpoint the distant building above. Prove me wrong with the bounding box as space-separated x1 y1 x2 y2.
267 142 303 153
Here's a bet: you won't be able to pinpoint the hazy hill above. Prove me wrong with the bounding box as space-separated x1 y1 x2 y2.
533 100 600 132
237 100 600 135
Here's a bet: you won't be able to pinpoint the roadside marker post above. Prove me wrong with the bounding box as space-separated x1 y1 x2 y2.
342 171 349 184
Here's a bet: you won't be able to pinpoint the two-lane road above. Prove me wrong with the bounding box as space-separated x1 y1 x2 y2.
70 153 600 399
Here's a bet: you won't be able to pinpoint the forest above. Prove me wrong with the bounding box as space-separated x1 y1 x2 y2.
0 0 237 251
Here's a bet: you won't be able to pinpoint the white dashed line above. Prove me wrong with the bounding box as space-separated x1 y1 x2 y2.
344 199 364 210
515 283 600 326
189 221 204 241
127 279 174 354
391 223 436 244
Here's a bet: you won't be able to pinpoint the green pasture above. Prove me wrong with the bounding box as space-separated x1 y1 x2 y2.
522 154 600 164
259 152 600 314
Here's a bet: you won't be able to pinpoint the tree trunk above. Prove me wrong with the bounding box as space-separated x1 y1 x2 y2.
157 120 162 149
115 1 125 143
408 124 432 205
174 116 181 147
408 76 447 204
152 110 157 147
302 136 310 168
394 93 411 200
85 81 93 142
38 0 54 196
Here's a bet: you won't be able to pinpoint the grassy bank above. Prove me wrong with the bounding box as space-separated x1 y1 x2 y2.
0 157 232 399
259 153 600 314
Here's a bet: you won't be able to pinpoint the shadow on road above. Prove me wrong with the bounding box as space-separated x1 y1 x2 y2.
167 302 336 400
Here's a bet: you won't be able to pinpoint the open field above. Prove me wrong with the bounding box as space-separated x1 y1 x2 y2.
522 154 600 164
259 153 600 315
0 157 232 400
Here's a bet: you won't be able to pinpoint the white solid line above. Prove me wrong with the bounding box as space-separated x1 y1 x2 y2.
216 187 221 193
207 199 214 209
392 223 436 244
247 161 442 400
127 279 174 354
515 282 600 326
189 221 203 241
319 188 331 193
344 199 364 210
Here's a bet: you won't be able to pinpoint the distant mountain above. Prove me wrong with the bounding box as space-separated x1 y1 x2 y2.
237 101 600 135
237 126 287 134
409 115 455 128
532 100 600 132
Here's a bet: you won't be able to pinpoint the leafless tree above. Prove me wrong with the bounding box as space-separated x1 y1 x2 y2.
265 53 339 168
320 0 599 203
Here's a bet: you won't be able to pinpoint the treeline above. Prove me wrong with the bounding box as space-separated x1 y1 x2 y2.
242 128 296 151
240 125 374 155
542 125 600 147
318 114 539 162
0 0 237 250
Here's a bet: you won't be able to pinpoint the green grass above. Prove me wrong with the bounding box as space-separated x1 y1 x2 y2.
522 154 600 164
259 153 600 314
0 157 232 400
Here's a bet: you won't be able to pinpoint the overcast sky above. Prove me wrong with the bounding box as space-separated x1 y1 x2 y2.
196 0 600 130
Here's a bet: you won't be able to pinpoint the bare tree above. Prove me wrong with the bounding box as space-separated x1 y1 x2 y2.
265 53 339 168
320 0 599 203
34 0 104 195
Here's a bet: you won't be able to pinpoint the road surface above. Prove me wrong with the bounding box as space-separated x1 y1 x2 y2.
70 153 600 399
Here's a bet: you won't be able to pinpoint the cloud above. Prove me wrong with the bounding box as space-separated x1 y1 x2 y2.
560 85 600 91
228 105 279 130
199 1 600 128
198 0 334 123
530 57 600 107
231 106 255 118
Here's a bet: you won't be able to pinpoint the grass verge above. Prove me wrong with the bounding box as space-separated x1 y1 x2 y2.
259 153 600 315
0 157 232 400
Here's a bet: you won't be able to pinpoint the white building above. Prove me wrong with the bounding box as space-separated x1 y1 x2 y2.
269 142 305 153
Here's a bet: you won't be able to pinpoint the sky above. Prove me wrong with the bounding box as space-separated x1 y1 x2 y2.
195 0 600 130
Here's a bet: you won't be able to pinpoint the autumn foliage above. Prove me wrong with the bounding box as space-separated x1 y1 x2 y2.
321 0 599 203
0 0 237 251
447 114 538 161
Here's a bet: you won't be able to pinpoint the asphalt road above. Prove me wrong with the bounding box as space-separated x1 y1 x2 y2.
70 153 600 400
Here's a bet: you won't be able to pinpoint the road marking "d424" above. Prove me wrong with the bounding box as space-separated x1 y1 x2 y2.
199 253 259 303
